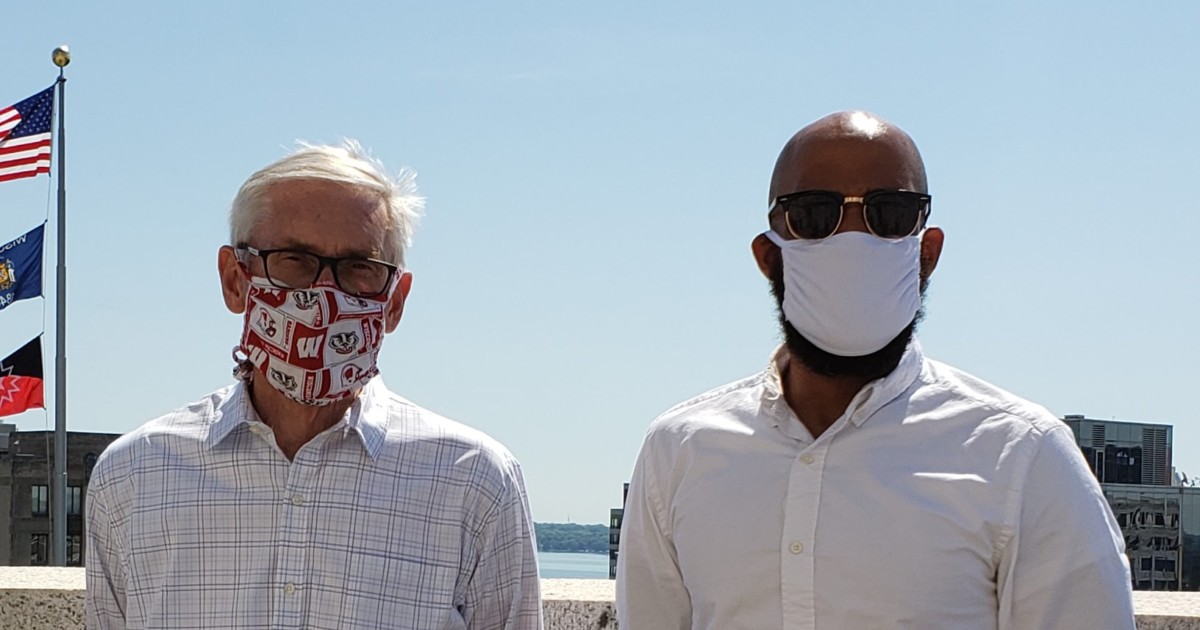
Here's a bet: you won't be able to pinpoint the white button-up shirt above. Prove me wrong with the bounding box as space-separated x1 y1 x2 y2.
86 378 542 630
616 343 1134 630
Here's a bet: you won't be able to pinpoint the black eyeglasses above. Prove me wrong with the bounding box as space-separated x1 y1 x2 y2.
237 246 399 298
769 189 931 241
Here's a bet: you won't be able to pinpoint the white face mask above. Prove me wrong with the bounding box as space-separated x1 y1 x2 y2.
766 230 921 357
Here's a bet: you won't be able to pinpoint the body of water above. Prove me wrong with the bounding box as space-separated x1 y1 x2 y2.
538 551 609 579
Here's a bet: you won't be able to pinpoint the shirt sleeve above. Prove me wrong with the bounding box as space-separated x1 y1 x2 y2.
462 458 543 630
616 432 692 630
85 477 127 630
997 424 1136 629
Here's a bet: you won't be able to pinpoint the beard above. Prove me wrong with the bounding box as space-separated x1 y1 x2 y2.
769 264 927 381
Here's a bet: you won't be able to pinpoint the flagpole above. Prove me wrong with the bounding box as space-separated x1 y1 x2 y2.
51 45 70 567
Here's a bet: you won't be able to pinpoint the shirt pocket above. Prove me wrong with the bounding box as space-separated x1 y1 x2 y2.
318 546 460 629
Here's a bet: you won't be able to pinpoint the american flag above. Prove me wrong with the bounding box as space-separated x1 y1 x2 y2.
0 86 54 183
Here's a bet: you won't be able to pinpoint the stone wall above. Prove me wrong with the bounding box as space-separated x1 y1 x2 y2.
2 568 1197 629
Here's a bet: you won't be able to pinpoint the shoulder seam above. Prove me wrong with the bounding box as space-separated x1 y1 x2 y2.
920 370 1056 437
657 372 765 420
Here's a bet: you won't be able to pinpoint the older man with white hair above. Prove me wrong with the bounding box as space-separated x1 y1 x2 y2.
85 142 543 630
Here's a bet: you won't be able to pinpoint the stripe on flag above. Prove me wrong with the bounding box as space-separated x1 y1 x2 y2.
0 86 54 183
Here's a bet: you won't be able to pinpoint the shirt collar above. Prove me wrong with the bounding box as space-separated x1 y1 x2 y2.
762 339 926 437
205 378 390 460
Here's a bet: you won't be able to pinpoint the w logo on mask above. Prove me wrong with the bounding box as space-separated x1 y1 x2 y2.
296 335 324 359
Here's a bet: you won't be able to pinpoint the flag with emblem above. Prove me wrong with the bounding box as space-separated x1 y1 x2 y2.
0 86 54 182
0 224 44 311
0 337 43 417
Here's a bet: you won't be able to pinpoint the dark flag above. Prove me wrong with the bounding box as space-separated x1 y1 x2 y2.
0 86 54 182
0 337 43 417
0 224 44 311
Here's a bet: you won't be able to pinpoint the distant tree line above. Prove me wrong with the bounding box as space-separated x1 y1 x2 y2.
534 522 608 554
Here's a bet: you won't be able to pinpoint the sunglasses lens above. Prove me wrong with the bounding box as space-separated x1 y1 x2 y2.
783 194 842 240
865 193 926 238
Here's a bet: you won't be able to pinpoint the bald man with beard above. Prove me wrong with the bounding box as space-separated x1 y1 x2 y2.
616 112 1134 629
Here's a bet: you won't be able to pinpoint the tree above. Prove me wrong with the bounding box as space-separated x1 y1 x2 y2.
533 522 608 553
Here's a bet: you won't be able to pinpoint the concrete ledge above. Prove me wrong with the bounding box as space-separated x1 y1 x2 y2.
1 568 1195 629
0 567 85 628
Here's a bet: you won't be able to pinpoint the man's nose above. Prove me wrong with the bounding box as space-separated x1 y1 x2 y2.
315 261 339 286
836 200 870 234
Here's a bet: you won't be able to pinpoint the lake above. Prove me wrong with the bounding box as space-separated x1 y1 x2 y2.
538 551 609 579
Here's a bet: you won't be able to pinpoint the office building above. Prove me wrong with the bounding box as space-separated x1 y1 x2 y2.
1064 415 1200 590
609 483 628 580
0 424 121 565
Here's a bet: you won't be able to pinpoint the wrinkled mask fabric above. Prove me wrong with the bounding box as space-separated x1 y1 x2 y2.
766 230 920 357
235 276 390 406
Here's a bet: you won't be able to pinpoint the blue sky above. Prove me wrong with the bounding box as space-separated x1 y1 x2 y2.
0 1 1197 523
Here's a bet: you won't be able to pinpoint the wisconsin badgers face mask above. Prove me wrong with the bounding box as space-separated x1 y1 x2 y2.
233 276 391 406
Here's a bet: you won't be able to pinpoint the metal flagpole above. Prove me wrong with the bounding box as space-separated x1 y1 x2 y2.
51 45 70 567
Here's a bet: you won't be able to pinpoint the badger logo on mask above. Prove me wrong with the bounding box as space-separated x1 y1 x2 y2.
270 368 298 392
329 331 359 355
292 291 320 310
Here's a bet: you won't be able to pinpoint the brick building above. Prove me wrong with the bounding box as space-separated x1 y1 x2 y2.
0 424 120 565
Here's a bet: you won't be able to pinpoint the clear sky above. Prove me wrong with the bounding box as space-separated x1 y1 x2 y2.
0 1 1197 523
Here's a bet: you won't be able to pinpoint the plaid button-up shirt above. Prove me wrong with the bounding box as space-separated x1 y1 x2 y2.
86 378 542 630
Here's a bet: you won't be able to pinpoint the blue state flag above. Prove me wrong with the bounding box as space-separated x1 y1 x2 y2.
0 224 44 310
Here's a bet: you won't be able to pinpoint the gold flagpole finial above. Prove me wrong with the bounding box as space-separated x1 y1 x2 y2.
52 45 70 68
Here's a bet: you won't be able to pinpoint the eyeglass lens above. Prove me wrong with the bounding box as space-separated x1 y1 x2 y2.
783 191 925 240
784 194 843 240
863 192 924 239
264 251 392 296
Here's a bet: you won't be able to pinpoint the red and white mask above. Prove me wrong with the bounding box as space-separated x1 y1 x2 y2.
235 276 390 406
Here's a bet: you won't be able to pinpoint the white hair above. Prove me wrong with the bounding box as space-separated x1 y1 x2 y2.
229 140 424 267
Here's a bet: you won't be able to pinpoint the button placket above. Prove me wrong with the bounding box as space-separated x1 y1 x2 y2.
273 439 326 628
781 444 824 629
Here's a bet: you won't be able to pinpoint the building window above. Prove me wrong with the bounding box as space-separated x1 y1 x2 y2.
31 485 49 516
30 534 49 565
66 486 83 516
67 535 82 566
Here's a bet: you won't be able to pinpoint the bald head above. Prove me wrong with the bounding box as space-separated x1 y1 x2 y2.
769 111 927 204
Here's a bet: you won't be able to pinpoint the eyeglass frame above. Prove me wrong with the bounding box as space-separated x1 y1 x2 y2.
768 188 932 241
235 245 400 298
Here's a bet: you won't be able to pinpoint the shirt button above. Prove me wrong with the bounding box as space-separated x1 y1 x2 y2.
789 541 804 554
800 453 815 465
283 582 296 595
290 494 304 506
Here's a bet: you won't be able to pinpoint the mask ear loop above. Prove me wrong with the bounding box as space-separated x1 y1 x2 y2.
232 346 254 382
232 256 257 383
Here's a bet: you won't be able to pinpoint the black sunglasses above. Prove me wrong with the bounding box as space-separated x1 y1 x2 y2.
769 189 931 241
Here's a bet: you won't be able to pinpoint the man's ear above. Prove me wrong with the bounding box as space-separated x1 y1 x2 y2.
920 227 945 280
384 271 413 333
751 233 780 280
218 246 249 314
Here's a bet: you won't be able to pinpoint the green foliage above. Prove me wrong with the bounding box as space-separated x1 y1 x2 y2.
534 522 609 554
